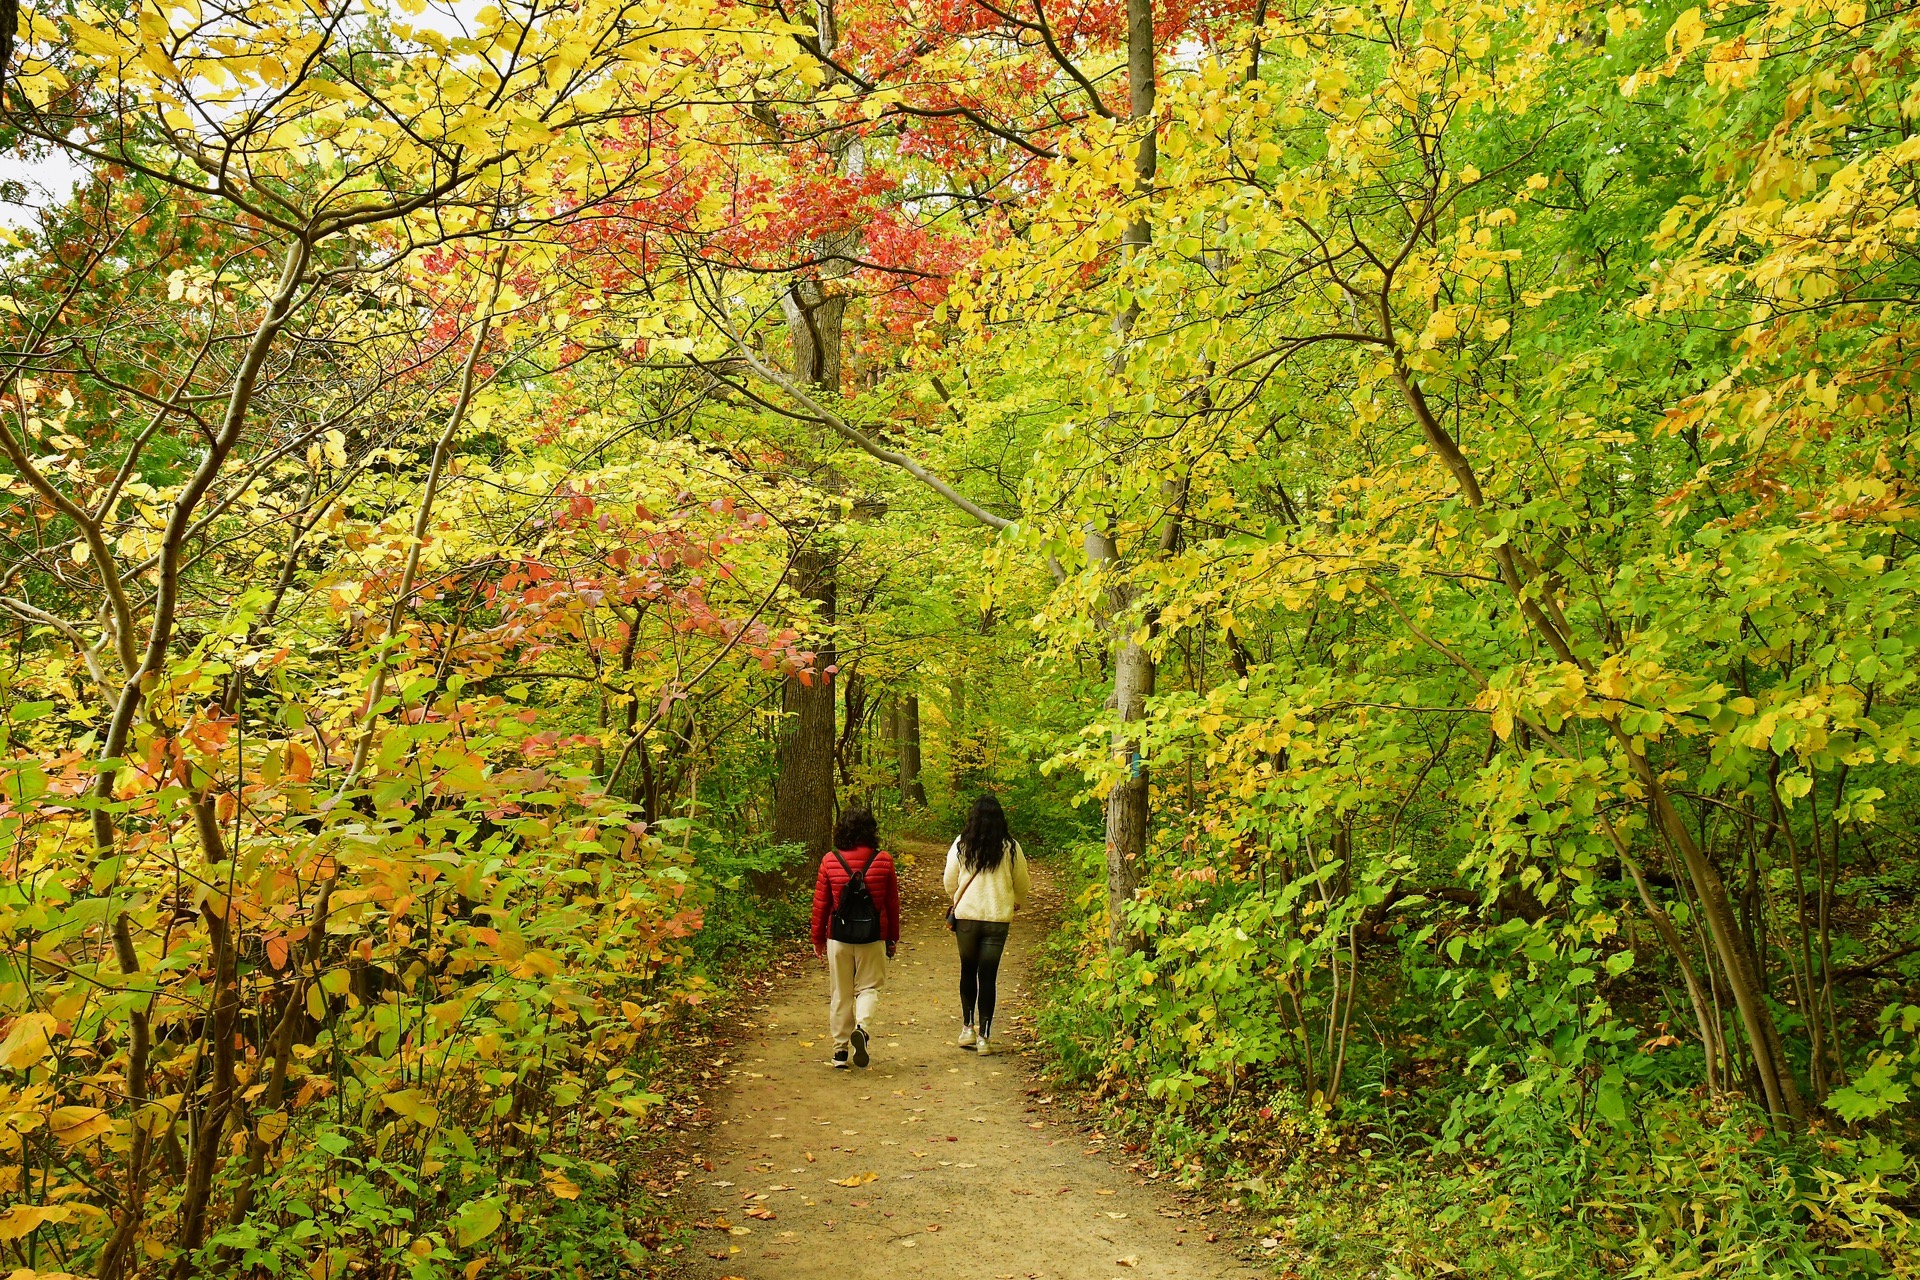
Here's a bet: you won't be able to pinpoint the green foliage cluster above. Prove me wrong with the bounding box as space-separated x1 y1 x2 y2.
972 0 1920 1274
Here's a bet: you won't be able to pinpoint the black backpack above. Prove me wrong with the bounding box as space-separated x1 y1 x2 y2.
829 850 884 945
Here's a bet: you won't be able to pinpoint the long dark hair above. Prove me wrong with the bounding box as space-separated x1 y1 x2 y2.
958 795 1011 872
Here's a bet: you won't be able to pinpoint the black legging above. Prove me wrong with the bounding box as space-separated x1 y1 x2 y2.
955 919 1011 1033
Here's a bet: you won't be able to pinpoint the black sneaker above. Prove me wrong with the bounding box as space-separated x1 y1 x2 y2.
851 1026 870 1069
831 1048 850 1069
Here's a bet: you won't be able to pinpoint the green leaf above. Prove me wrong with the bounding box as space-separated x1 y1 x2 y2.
451 1197 503 1247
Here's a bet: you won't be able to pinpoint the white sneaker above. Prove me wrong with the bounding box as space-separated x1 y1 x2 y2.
957 1025 977 1049
975 1034 994 1056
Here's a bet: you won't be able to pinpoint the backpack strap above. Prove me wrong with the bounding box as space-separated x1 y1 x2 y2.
828 849 868 912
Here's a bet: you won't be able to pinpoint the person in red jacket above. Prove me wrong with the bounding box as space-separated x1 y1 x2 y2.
810 808 900 1068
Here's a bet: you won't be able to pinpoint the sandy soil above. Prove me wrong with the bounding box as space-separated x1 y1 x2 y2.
665 838 1271 1280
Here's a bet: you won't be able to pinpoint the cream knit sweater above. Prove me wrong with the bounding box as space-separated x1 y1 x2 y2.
943 837 1031 923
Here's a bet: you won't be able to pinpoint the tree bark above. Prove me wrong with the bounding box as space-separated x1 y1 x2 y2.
779 282 846 392
837 667 868 794
1092 0 1161 952
773 546 837 861
896 693 928 807
769 79 849 870
1092 529 1155 950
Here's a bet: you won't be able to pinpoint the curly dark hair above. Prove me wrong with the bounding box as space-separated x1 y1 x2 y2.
958 795 1011 872
834 808 879 851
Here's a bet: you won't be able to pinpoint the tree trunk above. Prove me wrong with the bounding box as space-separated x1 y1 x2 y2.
1093 529 1155 951
1648 781 1807 1126
896 693 928 807
837 667 868 794
769 91 849 871
1092 0 1160 953
773 546 837 862
780 282 846 392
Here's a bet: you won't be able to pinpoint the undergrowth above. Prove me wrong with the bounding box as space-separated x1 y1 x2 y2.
1029 840 1919 1280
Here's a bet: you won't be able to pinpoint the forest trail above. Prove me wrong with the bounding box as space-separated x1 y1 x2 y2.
670 838 1270 1280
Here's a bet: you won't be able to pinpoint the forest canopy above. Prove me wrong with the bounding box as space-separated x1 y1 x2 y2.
0 0 1917 1276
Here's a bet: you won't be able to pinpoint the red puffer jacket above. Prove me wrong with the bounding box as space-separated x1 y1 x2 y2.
810 846 901 950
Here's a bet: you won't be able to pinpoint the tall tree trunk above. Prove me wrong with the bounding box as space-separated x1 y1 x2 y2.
1096 529 1154 950
896 693 928 807
769 36 850 871
773 546 837 862
1095 0 1160 952
837 667 868 794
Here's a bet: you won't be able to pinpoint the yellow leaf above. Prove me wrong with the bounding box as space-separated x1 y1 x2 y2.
50 1105 110 1146
68 21 125 58
382 1089 439 1127
1666 7 1706 57
0 1012 57 1068
831 1171 879 1187
255 1111 288 1144
0 1203 74 1242
544 1169 581 1200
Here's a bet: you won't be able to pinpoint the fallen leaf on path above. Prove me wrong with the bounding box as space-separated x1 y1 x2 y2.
745 1207 775 1220
832 1172 879 1187
1094 1189 1115 1195
1105 1212 1128 1220
926 1225 942 1232
1117 1256 1139 1267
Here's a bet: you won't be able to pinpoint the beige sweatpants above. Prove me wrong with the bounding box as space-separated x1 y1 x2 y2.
826 939 888 1049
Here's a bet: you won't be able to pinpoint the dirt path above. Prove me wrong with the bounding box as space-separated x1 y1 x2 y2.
667 838 1269 1280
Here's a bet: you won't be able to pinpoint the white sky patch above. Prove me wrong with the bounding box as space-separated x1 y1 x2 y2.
0 146 85 231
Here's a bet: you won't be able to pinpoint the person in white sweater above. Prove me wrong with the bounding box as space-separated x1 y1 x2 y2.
942 795 1031 1055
